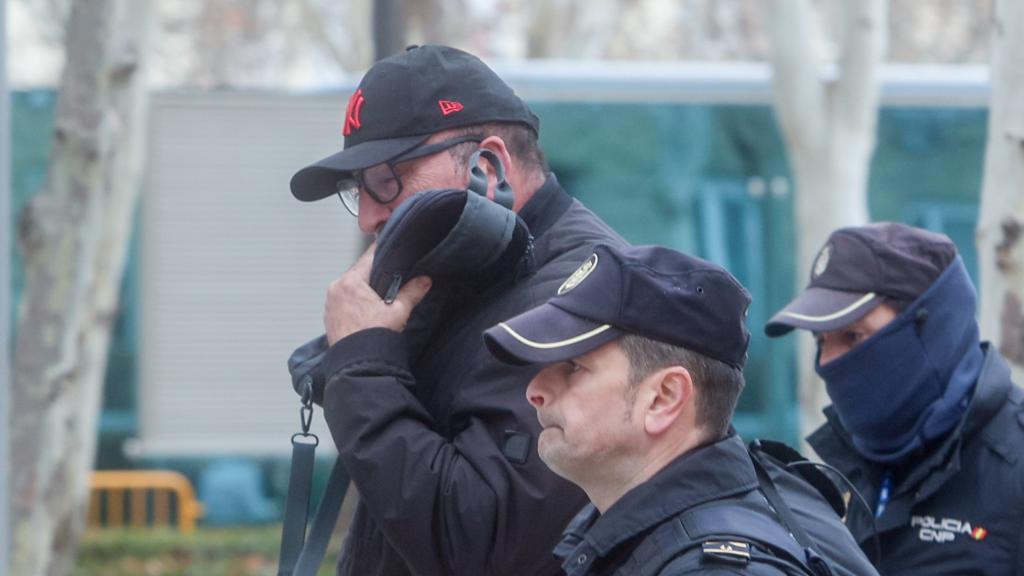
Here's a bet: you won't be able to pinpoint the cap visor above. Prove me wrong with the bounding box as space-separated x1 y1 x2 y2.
484 303 623 366
765 287 883 337
290 134 430 202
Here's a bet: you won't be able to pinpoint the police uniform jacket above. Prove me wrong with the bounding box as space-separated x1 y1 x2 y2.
319 175 627 576
553 433 879 576
809 344 1024 575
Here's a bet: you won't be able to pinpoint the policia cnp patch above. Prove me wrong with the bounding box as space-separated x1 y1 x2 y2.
701 540 751 566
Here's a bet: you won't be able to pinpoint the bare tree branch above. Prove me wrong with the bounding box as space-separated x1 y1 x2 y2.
297 0 362 71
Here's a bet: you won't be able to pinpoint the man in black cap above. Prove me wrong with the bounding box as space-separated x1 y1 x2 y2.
766 222 1024 575
288 45 625 575
485 244 878 576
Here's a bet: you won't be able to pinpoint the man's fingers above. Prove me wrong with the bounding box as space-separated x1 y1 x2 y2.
394 276 433 312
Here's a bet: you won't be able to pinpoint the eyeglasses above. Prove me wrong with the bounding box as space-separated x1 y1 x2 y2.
336 135 483 216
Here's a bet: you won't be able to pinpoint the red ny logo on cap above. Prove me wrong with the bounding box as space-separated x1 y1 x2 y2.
343 89 365 136
438 100 464 116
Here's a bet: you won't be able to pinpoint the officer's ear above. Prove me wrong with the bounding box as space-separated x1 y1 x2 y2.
642 366 694 436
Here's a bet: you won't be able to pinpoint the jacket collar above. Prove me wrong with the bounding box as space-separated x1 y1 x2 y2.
960 343 1012 438
517 173 573 239
556 433 759 559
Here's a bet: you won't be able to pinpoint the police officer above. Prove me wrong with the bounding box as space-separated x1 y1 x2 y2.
766 222 1024 575
485 244 878 575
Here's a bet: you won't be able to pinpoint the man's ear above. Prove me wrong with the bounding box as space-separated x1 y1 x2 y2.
643 367 694 436
478 135 513 201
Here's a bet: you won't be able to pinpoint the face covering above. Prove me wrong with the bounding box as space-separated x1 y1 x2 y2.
815 256 983 463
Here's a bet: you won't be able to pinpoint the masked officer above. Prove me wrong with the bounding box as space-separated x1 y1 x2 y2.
766 222 1024 575
484 244 878 575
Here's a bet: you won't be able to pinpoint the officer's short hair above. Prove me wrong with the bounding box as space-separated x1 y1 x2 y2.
619 334 744 441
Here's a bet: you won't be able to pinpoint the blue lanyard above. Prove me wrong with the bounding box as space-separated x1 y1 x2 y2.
874 472 893 519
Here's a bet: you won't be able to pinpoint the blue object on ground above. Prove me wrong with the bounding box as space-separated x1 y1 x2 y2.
198 459 278 525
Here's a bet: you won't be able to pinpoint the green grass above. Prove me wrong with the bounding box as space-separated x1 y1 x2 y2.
73 525 340 576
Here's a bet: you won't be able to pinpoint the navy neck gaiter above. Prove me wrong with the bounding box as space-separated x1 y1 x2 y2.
815 256 983 463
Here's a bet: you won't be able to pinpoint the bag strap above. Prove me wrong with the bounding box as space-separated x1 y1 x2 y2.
278 436 317 576
277 380 352 576
752 439 846 518
748 443 835 576
292 457 351 576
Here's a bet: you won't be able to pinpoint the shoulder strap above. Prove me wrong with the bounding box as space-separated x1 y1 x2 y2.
748 445 836 576
615 500 825 576
291 456 350 576
751 439 882 567
278 452 351 576
278 438 316 576
753 439 846 518
277 376 352 576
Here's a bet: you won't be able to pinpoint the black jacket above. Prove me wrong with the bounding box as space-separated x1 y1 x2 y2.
809 344 1024 575
553 434 879 576
320 175 627 576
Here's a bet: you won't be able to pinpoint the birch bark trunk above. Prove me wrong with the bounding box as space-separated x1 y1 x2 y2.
767 0 886 437
978 0 1024 382
10 1 152 574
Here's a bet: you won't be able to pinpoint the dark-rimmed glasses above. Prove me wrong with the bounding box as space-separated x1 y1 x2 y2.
336 135 483 216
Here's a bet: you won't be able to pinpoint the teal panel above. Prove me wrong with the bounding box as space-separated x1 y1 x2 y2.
10 90 57 326
533 102 710 251
534 102 800 443
869 107 987 283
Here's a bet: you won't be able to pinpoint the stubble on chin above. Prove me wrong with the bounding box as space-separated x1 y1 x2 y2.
537 432 580 483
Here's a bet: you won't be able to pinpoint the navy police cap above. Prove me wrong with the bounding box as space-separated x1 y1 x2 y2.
484 244 752 369
765 222 957 337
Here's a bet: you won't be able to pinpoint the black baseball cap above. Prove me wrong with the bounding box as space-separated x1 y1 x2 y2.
484 244 752 369
290 45 540 202
765 222 957 337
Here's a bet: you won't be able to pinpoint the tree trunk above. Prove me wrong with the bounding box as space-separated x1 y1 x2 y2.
1 0 10 572
767 0 887 438
10 1 151 574
978 0 1024 382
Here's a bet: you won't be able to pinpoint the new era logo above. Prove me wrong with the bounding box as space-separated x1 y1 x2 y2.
438 100 464 116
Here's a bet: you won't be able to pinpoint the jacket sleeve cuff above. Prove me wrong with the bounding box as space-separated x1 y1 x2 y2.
323 327 411 378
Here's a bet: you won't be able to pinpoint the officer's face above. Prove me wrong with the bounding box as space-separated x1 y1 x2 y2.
357 134 470 236
525 341 644 487
815 303 899 365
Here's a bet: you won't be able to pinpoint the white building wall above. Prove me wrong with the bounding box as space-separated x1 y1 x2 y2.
135 91 361 456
